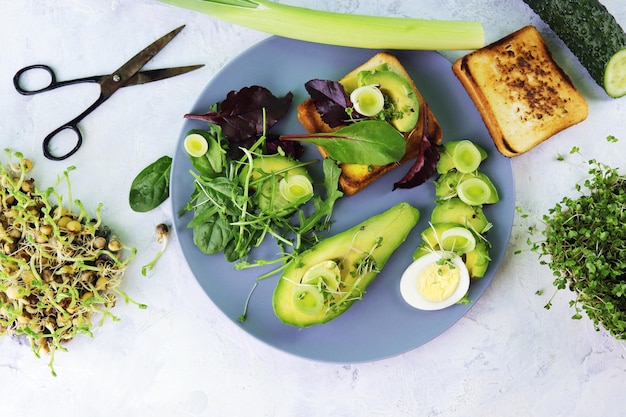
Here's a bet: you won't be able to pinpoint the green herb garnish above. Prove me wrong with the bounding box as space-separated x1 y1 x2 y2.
528 137 626 339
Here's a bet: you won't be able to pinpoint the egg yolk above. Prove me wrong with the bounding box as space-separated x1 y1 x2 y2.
416 262 461 302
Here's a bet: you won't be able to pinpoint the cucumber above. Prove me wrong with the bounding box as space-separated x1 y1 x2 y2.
522 0 626 98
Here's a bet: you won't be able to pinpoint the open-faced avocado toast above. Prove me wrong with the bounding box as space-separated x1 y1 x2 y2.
297 52 443 195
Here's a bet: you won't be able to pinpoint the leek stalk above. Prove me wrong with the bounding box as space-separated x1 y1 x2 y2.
158 0 485 50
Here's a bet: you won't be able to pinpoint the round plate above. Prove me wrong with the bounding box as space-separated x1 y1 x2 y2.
171 37 515 363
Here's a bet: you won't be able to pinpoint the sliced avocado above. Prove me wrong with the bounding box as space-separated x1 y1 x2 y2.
240 154 309 184
358 70 419 132
465 239 491 279
412 222 491 279
412 222 462 259
435 170 499 204
437 140 488 175
273 202 420 327
340 63 389 92
430 198 491 234
239 154 312 214
471 173 499 204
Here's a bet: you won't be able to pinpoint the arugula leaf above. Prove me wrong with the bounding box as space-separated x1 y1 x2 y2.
296 158 343 237
184 85 293 142
280 120 405 165
129 155 172 212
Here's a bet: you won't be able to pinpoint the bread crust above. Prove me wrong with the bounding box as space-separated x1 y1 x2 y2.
297 52 442 195
452 25 588 157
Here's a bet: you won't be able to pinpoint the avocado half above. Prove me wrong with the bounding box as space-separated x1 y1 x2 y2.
272 202 420 327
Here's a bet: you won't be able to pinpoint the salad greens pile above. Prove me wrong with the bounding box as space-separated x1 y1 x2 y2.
527 136 626 340
179 86 343 268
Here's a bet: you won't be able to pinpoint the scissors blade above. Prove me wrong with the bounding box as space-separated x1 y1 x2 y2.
101 25 186 95
123 64 204 87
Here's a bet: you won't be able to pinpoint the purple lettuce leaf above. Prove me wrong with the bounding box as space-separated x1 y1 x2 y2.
304 79 364 128
184 85 293 142
392 104 440 190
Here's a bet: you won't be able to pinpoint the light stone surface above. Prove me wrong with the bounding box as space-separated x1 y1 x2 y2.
1 1 625 416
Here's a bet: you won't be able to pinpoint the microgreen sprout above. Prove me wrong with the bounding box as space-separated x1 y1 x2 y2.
0 149 138 376
526 136 626 340
141 223 170 276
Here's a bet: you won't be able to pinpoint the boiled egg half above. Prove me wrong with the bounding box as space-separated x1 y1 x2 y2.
400 251 470 310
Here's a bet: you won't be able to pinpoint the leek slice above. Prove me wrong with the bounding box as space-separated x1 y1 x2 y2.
350 85 385 117
451 140 482 173
440 226 476 253
292 285 325 315
158 0 485 50
184 133 209 157
457 177 491 206
279 174 313 203
301 260 341 291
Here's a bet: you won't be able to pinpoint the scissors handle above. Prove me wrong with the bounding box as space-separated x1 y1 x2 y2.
43 124 83 161
42 93 109 161
13 64 100 95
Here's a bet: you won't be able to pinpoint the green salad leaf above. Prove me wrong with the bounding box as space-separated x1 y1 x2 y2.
280 120 406 165
129 155 172 212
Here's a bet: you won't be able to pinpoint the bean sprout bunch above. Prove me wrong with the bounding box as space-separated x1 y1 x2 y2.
0 150 138 375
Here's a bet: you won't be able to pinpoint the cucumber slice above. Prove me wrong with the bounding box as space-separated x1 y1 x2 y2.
456 177 492 206
605 49 626 98
523 0 626 98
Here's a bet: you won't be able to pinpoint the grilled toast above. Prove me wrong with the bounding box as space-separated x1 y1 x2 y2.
452 25 588 157
297 52 442 195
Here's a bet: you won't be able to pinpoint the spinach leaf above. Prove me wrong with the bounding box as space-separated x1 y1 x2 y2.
188 128 225 178
280 120 405 165
193 215 234 255
129 155 172 212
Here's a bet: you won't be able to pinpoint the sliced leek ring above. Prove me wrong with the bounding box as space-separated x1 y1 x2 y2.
457 177 491 206
279 174 313 203
292 285 325 315
452 140 482 173
183 133 209 157
350 85 385 116
440 226 476 253
301 260 341 291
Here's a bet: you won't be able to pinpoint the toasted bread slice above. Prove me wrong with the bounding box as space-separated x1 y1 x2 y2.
452 25 588 157
297 52 442 195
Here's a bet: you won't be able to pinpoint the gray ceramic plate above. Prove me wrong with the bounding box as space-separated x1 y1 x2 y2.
171 37 515 363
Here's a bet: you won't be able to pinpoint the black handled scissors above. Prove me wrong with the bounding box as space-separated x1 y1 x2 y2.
13 25 203 161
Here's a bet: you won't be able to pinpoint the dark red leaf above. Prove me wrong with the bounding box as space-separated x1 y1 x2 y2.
305 79 363 128
265 135 305 159
184 86 293 142
392 104 440 190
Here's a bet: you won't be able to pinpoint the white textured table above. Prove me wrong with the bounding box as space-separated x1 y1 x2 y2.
1 1 625 416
